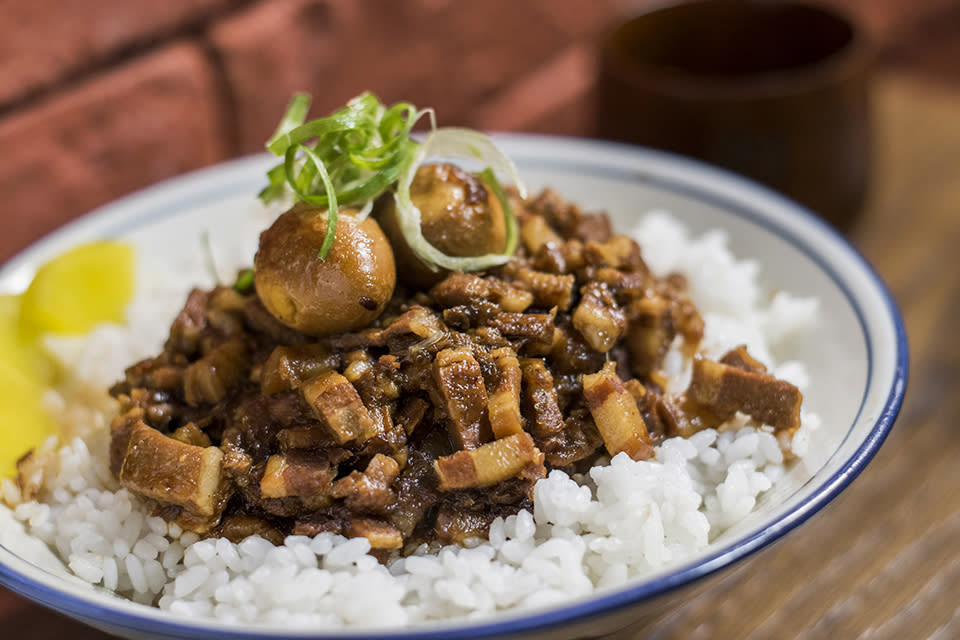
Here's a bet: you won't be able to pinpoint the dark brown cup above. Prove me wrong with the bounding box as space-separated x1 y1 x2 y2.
597 0 873 230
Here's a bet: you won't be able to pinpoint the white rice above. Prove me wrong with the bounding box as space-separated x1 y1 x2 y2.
3 211 820 628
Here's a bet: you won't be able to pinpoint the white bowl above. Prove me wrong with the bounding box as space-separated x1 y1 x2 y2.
0 136 907 639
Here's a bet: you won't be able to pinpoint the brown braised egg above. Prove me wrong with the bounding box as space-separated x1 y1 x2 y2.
254 203 396 336
377 162 507 288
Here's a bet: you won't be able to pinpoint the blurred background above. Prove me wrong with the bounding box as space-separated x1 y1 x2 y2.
3 1 960 638
1 0 958 263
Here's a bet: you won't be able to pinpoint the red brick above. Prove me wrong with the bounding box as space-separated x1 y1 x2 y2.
209 0 571 152
0 42 230 263
467 43 596 133
528 0 624 39
0 0 237 107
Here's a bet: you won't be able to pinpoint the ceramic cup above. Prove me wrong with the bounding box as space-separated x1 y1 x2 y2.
596 0 873 230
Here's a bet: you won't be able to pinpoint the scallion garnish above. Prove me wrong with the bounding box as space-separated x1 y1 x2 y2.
392 127 526 272
260 93 526 269
479 167 518 260
234 268 255 294
260 93 426 259
200 230 221 285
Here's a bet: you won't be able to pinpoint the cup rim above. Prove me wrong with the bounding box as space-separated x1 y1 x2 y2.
599 0 874 100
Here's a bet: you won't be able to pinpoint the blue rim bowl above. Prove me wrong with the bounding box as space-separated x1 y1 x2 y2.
0 135 907 639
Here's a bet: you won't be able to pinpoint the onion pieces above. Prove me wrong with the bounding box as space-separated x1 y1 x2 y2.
393 127 526 271
260 93 526 267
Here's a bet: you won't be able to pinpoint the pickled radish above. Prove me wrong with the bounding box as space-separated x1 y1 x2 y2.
19 240 134 337
0 358 56 478
1 240 135 477
0 296 55 477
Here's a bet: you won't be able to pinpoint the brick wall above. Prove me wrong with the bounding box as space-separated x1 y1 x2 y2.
0 0 942 263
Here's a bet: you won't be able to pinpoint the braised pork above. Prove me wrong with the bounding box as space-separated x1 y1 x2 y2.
109 189 802 557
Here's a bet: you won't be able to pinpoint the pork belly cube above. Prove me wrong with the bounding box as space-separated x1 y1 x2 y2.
166 288 209 355
688 358 802 432
183 338 248 406
583 235 646 272
300 370 376 444
276 426 335 450
332 453 400 513
582 361 655 460
216 513 285 546
626 296 674 376
433 507 500 546
487 347 524 439
719 345 768 374
380 306 448 354
343 350 401 409
259 452 336 499
570 212 612 243
520 215 562 254
593 267 649 302
519 358 565 443
119 421 226 517
220 442 253 480
573 282 626 353
432 347 492 449
488 311 556 346
509 267 575 311
658 392 727 438
520 357 603 466
170 422 211 447
110 407 144 476
531 239 585 275
429 272 492 308
394 397 430 436
488 278 534 313
348 517 403 550
547 325 606 375
434 432 544 490
260 343 338 395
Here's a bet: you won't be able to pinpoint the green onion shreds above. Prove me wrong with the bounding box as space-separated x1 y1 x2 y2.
259 93 427 259
259 92 526 270
392 127 526 272
233 268 255 294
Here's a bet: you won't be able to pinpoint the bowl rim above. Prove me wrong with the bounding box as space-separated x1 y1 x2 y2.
0 135 908 639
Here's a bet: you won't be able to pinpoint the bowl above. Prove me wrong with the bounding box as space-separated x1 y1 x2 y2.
0 136 907 639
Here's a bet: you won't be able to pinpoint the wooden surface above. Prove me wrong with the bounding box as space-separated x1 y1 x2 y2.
612 72 960 640
1 69 957 640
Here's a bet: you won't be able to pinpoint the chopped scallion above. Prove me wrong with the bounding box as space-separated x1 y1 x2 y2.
234 268 255 294
260 93 526 268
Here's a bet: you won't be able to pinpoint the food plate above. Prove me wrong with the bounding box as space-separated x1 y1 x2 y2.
0 135 907 639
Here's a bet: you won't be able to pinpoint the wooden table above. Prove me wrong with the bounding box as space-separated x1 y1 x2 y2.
2 70 957 639
615 71 960 640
